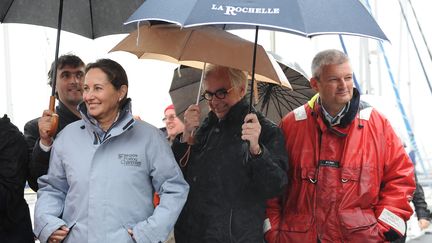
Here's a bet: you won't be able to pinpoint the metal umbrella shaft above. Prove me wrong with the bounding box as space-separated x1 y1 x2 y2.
49 0 63 110
47 0 64 136
249 26 259 113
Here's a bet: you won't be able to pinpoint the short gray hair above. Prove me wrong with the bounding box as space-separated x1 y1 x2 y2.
204 64 248 90
311 49 350 79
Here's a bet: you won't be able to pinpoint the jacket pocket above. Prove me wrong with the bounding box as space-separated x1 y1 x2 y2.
279 167 317 232
340 167 361 183
339 208 376 230
283 214 314 232
341 166 379 199
339 208 382 241
300 167 318 184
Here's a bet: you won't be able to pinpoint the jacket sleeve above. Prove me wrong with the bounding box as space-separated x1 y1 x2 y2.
33 141 69 243
264 117 292 243
246 118 288 199
133 130 189 243
412 173 432 220
264 196 284 243
24 118 51 192
374 119 415 241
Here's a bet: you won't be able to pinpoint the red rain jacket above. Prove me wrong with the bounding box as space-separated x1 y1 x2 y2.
265 96 415 243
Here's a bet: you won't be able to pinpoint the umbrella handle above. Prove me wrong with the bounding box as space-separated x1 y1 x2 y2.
47 95 59 137
179 129 196 167
187 129 195 145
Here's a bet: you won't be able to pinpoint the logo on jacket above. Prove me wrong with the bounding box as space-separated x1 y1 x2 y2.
118 154 141 167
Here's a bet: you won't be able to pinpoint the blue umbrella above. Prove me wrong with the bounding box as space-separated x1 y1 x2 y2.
126 0 388 41
126 0 388 113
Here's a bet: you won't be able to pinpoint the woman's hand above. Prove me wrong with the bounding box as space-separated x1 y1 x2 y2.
48 225 69 242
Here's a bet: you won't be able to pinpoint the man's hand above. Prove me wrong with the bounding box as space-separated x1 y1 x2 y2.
241 113 262 156
38 109 57 146
48 225 69 242
182 104 200 143
418 218 430 230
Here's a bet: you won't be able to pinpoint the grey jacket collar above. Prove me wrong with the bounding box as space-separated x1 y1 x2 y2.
78 98 135 144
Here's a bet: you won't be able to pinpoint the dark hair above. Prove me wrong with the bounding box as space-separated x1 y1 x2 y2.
47 54 85 86
85 59 129 106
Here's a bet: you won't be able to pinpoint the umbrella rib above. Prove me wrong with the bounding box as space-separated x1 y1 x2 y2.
89 0 95 39
2 0 15 21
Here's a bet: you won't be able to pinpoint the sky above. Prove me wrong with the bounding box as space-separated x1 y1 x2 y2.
1 0 431 171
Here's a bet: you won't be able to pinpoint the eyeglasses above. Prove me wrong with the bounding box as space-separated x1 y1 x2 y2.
162 114 177 122
202 87 234 101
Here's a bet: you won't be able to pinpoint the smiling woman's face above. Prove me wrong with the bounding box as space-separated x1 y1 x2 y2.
83 68 125 123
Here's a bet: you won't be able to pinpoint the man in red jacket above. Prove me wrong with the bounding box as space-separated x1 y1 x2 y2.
265 49 415 243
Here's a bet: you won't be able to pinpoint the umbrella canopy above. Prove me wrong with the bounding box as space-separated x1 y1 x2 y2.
1 0 145 38
170 57 315 124
1 0 145 135
126 0 387 115
126 0 388 41
254 53 316 123
110 24 290 86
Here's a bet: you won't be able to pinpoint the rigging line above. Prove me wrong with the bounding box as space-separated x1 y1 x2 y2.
406 0 432 64
397 0 432 95
338 35 362 94
364 0 427 174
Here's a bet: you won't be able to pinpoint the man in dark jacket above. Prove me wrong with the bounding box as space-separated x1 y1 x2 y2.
0 114 34 242
393 150 431 243
172 65 288 243
24 54 85 191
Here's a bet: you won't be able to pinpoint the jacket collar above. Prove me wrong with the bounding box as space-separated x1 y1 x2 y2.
56 100 81 121
311 88 361 128
78 98 135 144
207 97 252 126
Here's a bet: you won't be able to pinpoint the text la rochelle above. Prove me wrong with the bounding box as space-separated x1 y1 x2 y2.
211 4 280 16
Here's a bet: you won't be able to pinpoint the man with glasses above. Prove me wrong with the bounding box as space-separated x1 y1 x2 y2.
24 54 85 191
163 104 185 144
171 64 287 243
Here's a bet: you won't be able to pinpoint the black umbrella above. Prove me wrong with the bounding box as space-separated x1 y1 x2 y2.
254 53 316 123
1 0 144 135
1 0 144 38
170 56 315 124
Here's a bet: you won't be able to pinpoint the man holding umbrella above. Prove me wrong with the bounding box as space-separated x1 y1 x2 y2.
24 54 85 191
265 49 415 242
172 64 287 242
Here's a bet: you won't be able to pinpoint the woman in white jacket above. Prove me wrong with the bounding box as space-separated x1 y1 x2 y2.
34 59 189 243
